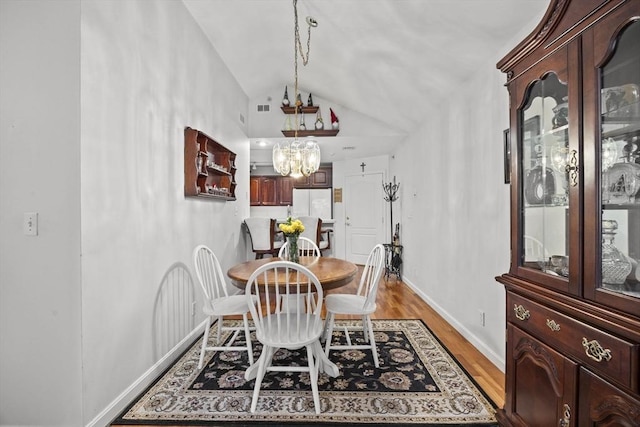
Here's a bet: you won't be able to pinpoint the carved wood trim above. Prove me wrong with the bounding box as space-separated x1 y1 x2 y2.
592 395 640 424
497 0 569 73
514 335 563 396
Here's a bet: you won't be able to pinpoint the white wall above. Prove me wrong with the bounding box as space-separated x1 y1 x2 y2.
80 1 250 424
390 12 548 368
392 65 511 368
0 1 83 425
1 0 251 425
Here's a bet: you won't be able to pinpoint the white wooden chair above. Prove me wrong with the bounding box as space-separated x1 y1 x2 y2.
245 261 325 414
193 245 254 369
324 244 385 367
278 236 321 312
523 235 549 268
278 236 320 259
244 218 283 259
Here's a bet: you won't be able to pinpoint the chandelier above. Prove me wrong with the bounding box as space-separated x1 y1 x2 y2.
273 139 320 177
273 0 320 178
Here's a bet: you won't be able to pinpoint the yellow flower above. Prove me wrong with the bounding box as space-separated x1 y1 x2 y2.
279 217 305 236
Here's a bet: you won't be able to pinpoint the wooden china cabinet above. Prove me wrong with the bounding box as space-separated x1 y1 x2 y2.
496 1 640 426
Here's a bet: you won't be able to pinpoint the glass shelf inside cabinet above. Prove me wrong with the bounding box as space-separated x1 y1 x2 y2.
519 73 570 276
599 20 640 298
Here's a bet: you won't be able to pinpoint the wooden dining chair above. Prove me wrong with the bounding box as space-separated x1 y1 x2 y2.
324 244 385 367
193 245 254 369
245 261 325 414
244 218 283 259
298 216 331 255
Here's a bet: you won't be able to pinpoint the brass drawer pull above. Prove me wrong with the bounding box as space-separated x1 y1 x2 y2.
558 403 571 427
582 337 612 362
514 304 530 321
546 319 561 332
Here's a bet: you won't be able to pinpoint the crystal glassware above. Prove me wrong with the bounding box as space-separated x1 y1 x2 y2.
603 161 640 204
601 219 632 285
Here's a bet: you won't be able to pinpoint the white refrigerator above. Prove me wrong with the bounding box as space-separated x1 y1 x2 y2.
292 188 332 220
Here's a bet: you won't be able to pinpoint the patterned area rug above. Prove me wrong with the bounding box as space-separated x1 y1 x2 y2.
115 319 497 426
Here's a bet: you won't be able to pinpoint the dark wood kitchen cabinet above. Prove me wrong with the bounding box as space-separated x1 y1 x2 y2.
250 166 332 206
250 176 295 206
496 1 640 425
250 177 277 206
293 166 332 188
278 176 294 205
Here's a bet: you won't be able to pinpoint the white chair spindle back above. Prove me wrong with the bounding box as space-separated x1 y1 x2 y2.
194 246 229 301
247 261 323 343
245 260 325 413
359 244 385 308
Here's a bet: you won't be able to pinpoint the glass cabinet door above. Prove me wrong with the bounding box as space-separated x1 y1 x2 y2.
597 19 640 306
518 72 572 288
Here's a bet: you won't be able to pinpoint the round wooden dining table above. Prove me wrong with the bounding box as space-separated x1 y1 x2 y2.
227 256 358 291
227 256 358 379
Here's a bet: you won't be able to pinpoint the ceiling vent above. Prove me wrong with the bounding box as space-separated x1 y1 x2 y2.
342 146 356 150
256 104 270 112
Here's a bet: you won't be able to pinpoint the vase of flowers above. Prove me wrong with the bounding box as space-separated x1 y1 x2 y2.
279 217 305 263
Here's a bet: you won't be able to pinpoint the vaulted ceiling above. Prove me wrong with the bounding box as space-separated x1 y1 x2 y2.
183 0 549 160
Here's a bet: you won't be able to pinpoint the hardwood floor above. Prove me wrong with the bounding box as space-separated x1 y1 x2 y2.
324 272 505 409
111 269 505 426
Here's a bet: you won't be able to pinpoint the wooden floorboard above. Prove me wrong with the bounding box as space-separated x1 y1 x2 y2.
341 273 505 409
110 268 505 426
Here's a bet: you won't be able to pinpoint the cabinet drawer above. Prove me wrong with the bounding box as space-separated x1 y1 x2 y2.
507 292 639 391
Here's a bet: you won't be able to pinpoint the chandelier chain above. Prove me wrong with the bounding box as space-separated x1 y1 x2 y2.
272 0 320 178
294 0 312 67
293 0 312 137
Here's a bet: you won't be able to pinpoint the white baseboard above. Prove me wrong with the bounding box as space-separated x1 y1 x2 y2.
85 319 208 427
401 277 505 372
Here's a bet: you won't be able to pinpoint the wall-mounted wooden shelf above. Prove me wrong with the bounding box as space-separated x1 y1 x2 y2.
281 106 319 114
281 129 339 137
184 127 236 201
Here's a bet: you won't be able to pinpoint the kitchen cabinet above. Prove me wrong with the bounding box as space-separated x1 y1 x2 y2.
250 177 277 206
184 127 236 200
251 166 333 206
278 176 294 206
250 176 296 206
496 1 640 425
293 166 332 189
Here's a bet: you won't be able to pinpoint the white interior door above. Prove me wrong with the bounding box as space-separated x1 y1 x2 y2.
345 172 385 264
